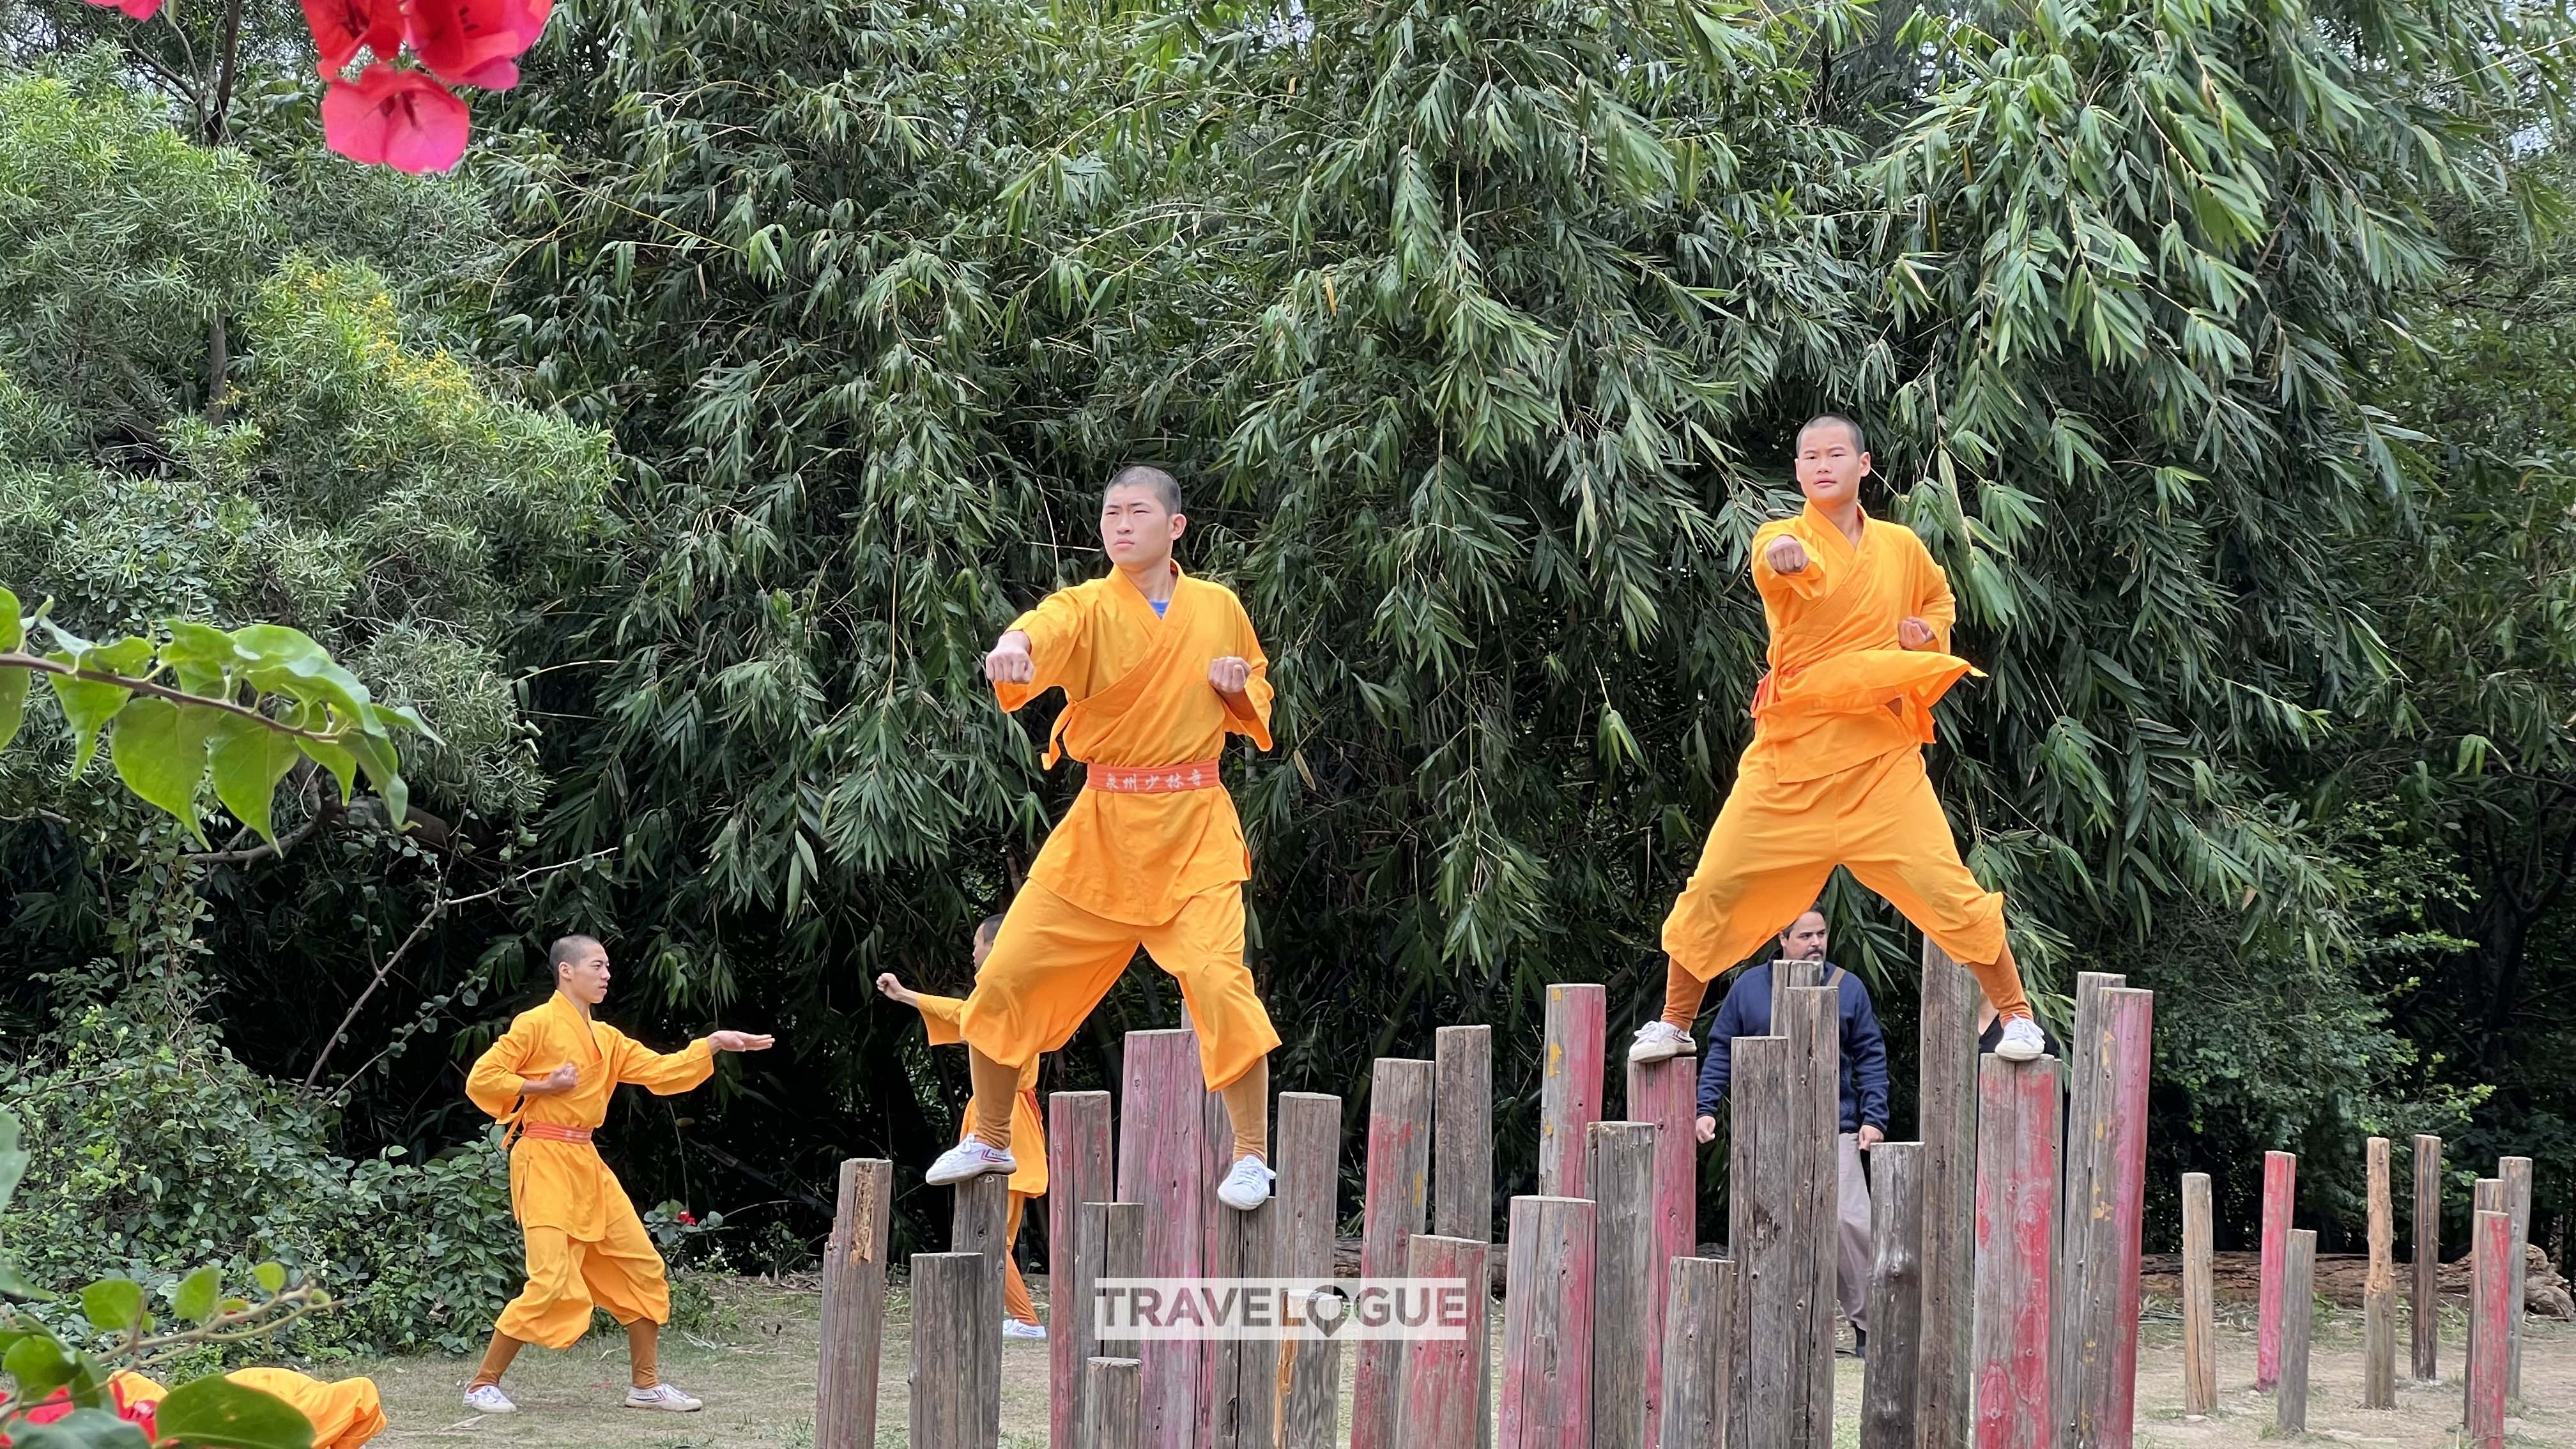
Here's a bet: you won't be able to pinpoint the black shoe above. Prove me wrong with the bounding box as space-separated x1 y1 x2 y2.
1853 1328 1867 1361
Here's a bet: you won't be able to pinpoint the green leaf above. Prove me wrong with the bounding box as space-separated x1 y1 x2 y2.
0 1108 26 1213
171 1265 222 1324
161 621 240 697
6 1328 77 1396
152 1376 316 1449
79 1278 143 1333
206 716 304 845
252 1261 287 1295
6 1407 153 1449
229 625 371 720
43 636 153 776
0 1260 52 1301
0 664 28 752
0 586 21 652
108 698 219 845
345 730 408 829
296 730 357 806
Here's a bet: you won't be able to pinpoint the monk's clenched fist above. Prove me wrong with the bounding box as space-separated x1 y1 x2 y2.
1208 657 1252 695
1763 535 1810 575
985 630 1035 684
1898 617 1934 650
522 1062 579 1096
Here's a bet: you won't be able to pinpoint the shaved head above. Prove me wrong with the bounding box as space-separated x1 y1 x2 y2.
1104 464 1182 514
1797 413 1867 455
549 935 603 974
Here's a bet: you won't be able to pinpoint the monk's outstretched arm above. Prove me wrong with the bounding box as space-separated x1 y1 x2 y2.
1751 525 1829 604
990 591 1091 712
913 991 968 1046
610 1029 717 1096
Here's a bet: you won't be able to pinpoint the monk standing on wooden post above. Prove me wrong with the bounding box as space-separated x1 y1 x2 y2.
930 465 1283 1212
1630 416 2044 1068
462 935 778 1415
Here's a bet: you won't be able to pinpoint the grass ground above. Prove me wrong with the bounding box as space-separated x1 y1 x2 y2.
349 1277 2572 1447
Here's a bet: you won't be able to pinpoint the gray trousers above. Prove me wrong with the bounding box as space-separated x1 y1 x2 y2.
1838 1131 1872 1335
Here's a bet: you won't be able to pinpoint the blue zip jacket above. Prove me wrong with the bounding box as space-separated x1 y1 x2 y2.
1694 959 1890 1133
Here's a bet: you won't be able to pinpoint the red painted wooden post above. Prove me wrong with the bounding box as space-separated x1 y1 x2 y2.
1050 1092 1116 1449
1355 1059 1438 1449
1500 1195 1595 1449
2465 1208 2512 1448
1538 985 1606 1198
1116 1030 1208 1449
2254 1150 2296 1392
1972 1054 2056 1449
2060 986 2152 1448
1394 1235 1491 1449
1626 1053 1696 1449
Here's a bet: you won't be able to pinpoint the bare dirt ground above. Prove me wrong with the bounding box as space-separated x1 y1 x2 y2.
351 1278 2572 1447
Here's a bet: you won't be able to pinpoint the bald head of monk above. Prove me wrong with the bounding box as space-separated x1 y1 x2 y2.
551 935 611 1006
1101 465 1186 577
1794 415 1872 510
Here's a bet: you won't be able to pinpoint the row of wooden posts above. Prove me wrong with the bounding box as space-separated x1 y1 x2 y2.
809 945 2161 1449
2176 1137 2538 1445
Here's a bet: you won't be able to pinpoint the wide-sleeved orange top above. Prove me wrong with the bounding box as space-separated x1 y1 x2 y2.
466 992 713 1239
914 992 1048 1196
1745 505 1976 783
998 563 1275 926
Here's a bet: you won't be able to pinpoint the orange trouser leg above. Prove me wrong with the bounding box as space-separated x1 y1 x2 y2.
468 1331 522 1390
967 1047 1021 1150
1964 937 2032 1023
624 1317 659 1389
1215 1055 1269 1161
1004 1193 1039 1324
1660 753 1841 988
1837 748 2017 1014
1662 959 1711 1030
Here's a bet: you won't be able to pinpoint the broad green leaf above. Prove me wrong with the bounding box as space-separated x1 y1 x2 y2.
43 636 153 776
107 699 219 845
171 1264 222 1324
0 1260 51 1300
0 1109 25 1213
346 730 408 829
298 735 357 805
252 1261 287 1295
206 716 304 845
6 1407 153 1449
231 625 371 719
151 1376 316 1449
79 1278 143 1332
0 665 28 751
368 700 442 746
6 1327 76 1395
0 586 21 652
161 621 240 697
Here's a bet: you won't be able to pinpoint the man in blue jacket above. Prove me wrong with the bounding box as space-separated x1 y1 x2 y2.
1691 907 1889 1356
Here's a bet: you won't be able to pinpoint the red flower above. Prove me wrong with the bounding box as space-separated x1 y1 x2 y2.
321 65 471 174
15 1376 159 1441
404 0 549 91
80 0 163 18
677 1211 698 1226
303 0 405 71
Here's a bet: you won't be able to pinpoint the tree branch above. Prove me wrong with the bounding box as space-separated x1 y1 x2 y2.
185 769 328 866
0 653 348 746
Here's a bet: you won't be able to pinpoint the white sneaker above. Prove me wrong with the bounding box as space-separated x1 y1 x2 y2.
625 1383 703 1413
925 1139 1017 1186
1216 1155 1275 1211
1627 1020 1695 1063
1995 1016 2046 1062
462 1384 516 1414
1002 1318 1048 1340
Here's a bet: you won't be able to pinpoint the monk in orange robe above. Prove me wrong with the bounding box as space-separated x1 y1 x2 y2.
22 1368 387 1449
929 464 1281 1211
1629 415 2045 1066
461 934 776 1416
879 914 1048 1337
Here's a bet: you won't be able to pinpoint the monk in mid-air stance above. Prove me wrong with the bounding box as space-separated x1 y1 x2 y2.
463 935 776 1414
1630 415 2046 1066
928 464 1280 1211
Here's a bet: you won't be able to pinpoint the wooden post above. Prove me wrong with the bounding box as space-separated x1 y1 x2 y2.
1781 985 1839 1448
815 1158 893 1449
1769 956 1824 1035
2179 1172 2216 1415
1539 985 1606 1198
2465 1208 2511 1449
1437 1029 1496 1449
1356 1059 1437 1449
1916 940 1981 1449
1091 1201 1145 1363
1117 1030 1208 1449
2501 1155 2532 1403
1972 1054 2057 1449
2411 1133 2441 1381
1858 1142 1922 1449
2057 986 2151 1449
2466 1177 2501 1428
1659 1257 1733 1449
1276 1092 1344 1449
911 1252 985 1449
1208 1177 1277 1449
1627 1054 1698 1449
1727 1034 1791 1449
1499 1196 1595 1449
2274 1229 2315 1433
2363 1136 2396 1409
1395 1235 1491 1449
2254 1149 2296 1392
1087 1358 1145 1449
1590 1121 1661 1449
1052 1094 1116 1449
951 1173 1009 1449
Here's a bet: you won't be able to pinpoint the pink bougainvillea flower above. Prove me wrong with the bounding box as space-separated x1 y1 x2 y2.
303 0 406 71
404 0 548 91
80 0 164 19
321 65 471 173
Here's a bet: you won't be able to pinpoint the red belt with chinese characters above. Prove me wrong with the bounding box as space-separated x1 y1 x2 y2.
1086 758 1223 794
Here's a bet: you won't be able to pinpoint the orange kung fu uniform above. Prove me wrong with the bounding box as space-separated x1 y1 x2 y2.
917 991 1046 1323
466 992 716 1349
109 1369 388 1449
1660 505 2027 1015
957 564 1283 1095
